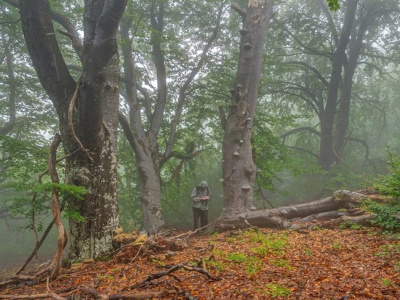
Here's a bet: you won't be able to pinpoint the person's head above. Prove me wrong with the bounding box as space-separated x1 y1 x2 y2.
199 180 208 190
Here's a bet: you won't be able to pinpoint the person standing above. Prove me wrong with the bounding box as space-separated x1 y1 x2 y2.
191 181 211 230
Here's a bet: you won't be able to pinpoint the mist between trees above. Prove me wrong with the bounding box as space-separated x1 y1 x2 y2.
1 0 400 266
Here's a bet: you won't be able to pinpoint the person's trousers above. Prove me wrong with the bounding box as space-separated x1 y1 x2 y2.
193 207 208 230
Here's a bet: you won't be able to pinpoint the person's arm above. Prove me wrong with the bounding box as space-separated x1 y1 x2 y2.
191 187 201 203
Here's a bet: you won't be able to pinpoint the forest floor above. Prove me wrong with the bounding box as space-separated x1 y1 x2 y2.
1 226 400 299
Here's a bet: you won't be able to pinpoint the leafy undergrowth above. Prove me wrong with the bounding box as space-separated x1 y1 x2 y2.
1 228 400 299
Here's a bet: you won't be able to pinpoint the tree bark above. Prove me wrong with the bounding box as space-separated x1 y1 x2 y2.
334 13 368 159
216 190 369 230
19 0 127 260
47 134 66 278
119 2 223 233
221 0 274 215
119 13 165 234
318 0 360 170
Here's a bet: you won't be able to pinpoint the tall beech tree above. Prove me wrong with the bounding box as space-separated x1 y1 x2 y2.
18 0 127 260
221 0 274 215
270 0 399 170
118 0 224 233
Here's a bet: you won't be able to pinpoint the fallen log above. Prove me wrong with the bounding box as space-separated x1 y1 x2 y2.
215 190 371 231
268 190 366 219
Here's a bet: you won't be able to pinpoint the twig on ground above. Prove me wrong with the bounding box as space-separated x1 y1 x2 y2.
0 279 66 300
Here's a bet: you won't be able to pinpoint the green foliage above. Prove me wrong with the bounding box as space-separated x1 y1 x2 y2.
253 114 301 194
375 152 400 199
326 0 340 11
365 199 400 232
374 243 400 258
265 283 292 297
245 229 288 254
339 222 364 230
366 152 400 232
382 278 394 287
271 258 292 269
0 135 87 226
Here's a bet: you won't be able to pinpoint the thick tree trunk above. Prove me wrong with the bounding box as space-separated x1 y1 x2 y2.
334 23 365 159
137 154 164 234
19 0 127 261
222 0 273 215
318 0 359 170
319 117 336 170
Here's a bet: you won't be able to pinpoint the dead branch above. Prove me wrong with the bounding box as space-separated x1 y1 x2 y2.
174 220 216 241
180 264 220 281
47 134 67 278
131 262 219 289
231 3 247 19
68 81 93 162
0 295 65 300
14 199 66 276
0 279 66 300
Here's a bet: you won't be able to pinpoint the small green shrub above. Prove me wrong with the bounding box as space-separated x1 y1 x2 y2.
265 283 292 297
364 199 400 232
368 152 400 232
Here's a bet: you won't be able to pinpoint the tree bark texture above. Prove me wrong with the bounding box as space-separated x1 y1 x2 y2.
19 0 127 260
222 0 273 215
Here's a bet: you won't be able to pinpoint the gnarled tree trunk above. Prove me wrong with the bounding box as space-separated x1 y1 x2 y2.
19 0 127 261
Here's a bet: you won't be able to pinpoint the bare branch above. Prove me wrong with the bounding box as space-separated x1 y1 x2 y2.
281 61 329 87
317 0 339 46
231 3 247 19
162 2 225 163
280 126 321 140
52 12 83 58
47 134 67 278
286 145 320 159
273 17 332 58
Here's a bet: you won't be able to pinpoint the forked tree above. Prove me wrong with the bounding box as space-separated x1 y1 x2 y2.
18 0 127 261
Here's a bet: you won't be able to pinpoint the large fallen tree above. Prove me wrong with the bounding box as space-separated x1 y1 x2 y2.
215 190 375 231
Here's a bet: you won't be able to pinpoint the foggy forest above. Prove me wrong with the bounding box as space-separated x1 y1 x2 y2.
1 0 400 298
